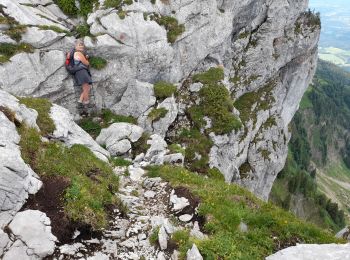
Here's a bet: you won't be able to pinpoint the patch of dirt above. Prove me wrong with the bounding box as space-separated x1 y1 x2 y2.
23 176 76 244
272 234 303 252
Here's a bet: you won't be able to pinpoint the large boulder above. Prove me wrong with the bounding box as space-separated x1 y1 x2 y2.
3 210 57 259
266 243 350 260
50 104 110 162
96 122 144 156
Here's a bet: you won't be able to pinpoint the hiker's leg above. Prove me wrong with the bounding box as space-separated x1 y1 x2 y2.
82 84 91 103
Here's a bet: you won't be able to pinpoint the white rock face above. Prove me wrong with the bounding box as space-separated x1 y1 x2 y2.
50 104 110 161
0 97 42 228
7 210 57 258
158 226 168 250
266 243 350 260
0 0 320 200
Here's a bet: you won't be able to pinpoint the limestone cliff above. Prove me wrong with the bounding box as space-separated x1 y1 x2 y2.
0 0 321 199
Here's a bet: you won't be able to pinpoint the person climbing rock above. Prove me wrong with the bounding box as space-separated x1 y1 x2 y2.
66 39 92 112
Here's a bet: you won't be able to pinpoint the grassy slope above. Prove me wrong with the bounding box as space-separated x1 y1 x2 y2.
16 98 121 229
148 166 341 260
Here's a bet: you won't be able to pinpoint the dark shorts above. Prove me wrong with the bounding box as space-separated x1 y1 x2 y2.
74 68 92 86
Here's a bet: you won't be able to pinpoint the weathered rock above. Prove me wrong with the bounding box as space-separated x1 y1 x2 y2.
21 27 66 49
144 134 167 165
158 226 168 250
187 244 203 260
96 122 144 156
128 166 145 182
0 229 11 256
0 109 42 228
238 221 248 233
8 210 57 258
157 251 167 260
179 214 193 222
336 227 350 241
139 96 179 137
266 243 350 260
170 190 190 212
50 104 110 161
144 190 156 199
164 153 185 166
190 222 207 240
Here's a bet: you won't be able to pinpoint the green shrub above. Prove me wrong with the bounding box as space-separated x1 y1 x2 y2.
168 144 186 155
75 24 91 37
149 226 160 245
154 81 177 99
148 108 168 122
147 165 342 259
38 25 71 35
132 133 151 157
188 68 241 135
54 0 78 16
5 25 27 42
18 97 55 135
89 56 107 70
111 157 132 167
192 67 224 84
19 126 119 229
171 230 192 258
152 15 185 43
104 0 133 9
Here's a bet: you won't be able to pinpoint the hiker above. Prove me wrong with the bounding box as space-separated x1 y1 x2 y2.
66 39 92 108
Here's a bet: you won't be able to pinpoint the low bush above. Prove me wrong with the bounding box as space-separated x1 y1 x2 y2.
148 107 168 122
154 81 177 99
89 56 107 70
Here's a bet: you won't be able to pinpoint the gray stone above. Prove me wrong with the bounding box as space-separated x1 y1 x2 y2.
87 252 110 260
144 134 167 165
164 153 185 166
190 222 207 240
336 227 350 241
0 110 42 228
239 222 248 233
108 139 132 156
21 27 66 48
158 226 168 250
8 210 57 258
170 190 190 212
179 214 193 222
128 166 145 181
171 250 180 260
157 251 167 260
266 243 350 260
189 83 203 93
144 190 156 199
0 229 11 256
187 244 203 260
50 104 110 162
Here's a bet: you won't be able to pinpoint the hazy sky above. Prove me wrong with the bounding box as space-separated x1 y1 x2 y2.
309 0 350 50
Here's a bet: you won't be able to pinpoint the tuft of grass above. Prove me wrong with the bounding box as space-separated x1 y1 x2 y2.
154 81 177 100
38 25 72 35
54 0 78 16
111 157 132 167
192 67 224 85
18 97 55 135
176 128 213 173
104 0 133 9
132 133 151 157
18 125 119 229
234 80 276 126
0 43 34 64
147 165 342 259
148 107 168 122
89 56 107 70
78 109 137 138
171 229 192 258
151 15 185 43
75 24 91 37
149 226 160 246
168 143 186 156
4 24 27 42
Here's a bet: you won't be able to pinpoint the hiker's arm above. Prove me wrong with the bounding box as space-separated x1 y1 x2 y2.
76 52 90 66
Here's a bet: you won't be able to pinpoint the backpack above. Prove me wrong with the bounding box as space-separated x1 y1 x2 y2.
65 49 84 75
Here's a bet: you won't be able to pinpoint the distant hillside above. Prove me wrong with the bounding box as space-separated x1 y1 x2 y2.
270 60 350 231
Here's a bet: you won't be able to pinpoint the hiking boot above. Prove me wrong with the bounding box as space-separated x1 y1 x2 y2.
77 102 84 109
